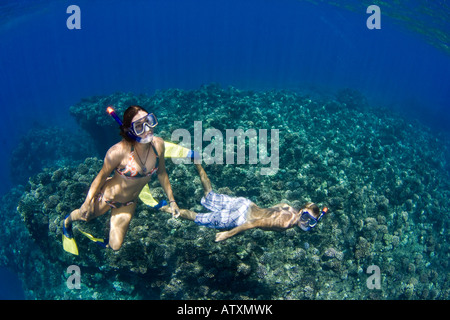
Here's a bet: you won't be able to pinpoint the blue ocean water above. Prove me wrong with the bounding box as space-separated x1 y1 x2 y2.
0 0 449 300
1 0 449 194
0 267 25 300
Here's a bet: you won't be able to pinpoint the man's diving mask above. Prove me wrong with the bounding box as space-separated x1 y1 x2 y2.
131 113 158 136
299 207 328 231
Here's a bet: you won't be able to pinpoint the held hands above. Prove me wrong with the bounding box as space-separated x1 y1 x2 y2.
159 202 231 241
170 201 180 218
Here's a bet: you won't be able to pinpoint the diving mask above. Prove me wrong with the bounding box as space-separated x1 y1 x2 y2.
106 107 158 144
131 113 158 136
299 207 328 231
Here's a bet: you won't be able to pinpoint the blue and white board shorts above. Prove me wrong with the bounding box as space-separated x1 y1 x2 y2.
194 191 252 230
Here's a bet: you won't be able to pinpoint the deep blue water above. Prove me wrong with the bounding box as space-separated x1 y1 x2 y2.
0 0 449 299
0 267 25 300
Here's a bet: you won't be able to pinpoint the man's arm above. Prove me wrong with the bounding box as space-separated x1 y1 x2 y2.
215 218 278 242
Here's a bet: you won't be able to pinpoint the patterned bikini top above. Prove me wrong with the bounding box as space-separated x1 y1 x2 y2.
116 144 159 179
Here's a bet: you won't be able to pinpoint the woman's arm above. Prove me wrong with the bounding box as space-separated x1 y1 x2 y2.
155 138 180 217
80 144 122 214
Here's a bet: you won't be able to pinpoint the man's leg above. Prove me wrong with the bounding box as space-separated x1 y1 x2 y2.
160 205 197 221
179 209 197 221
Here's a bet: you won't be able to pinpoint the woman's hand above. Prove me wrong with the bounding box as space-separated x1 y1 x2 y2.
79 198 95 221
170 201 180 218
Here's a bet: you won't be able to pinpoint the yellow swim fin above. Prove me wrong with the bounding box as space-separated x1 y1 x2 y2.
63 235 79 255
163 141 199 160
78 229 105 243
62 222 79 255
139 184 159 207
164 141 190 158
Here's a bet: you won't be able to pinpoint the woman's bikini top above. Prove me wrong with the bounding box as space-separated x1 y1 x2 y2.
116 143 159 179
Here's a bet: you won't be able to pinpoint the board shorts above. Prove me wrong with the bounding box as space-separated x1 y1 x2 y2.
194 191 252 230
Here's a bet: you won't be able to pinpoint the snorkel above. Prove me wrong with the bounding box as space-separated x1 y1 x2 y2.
107 106 123 126
319 207 328 221
106 106 153 143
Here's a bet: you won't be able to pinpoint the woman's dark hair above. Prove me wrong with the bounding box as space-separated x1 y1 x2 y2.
119 105 149 142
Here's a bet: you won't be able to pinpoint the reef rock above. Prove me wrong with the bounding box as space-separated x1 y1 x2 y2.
6 85 450 299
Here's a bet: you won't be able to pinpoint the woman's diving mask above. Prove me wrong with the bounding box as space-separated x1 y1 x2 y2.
106 107 158 144
131 113 158 136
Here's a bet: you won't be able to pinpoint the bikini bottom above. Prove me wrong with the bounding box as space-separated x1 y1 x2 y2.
97 193 135 209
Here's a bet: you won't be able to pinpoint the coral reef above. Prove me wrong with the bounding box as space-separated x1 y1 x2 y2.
1 84 449 299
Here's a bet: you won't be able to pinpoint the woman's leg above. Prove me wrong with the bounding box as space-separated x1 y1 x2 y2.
108 203 136 251
64 194 111 228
